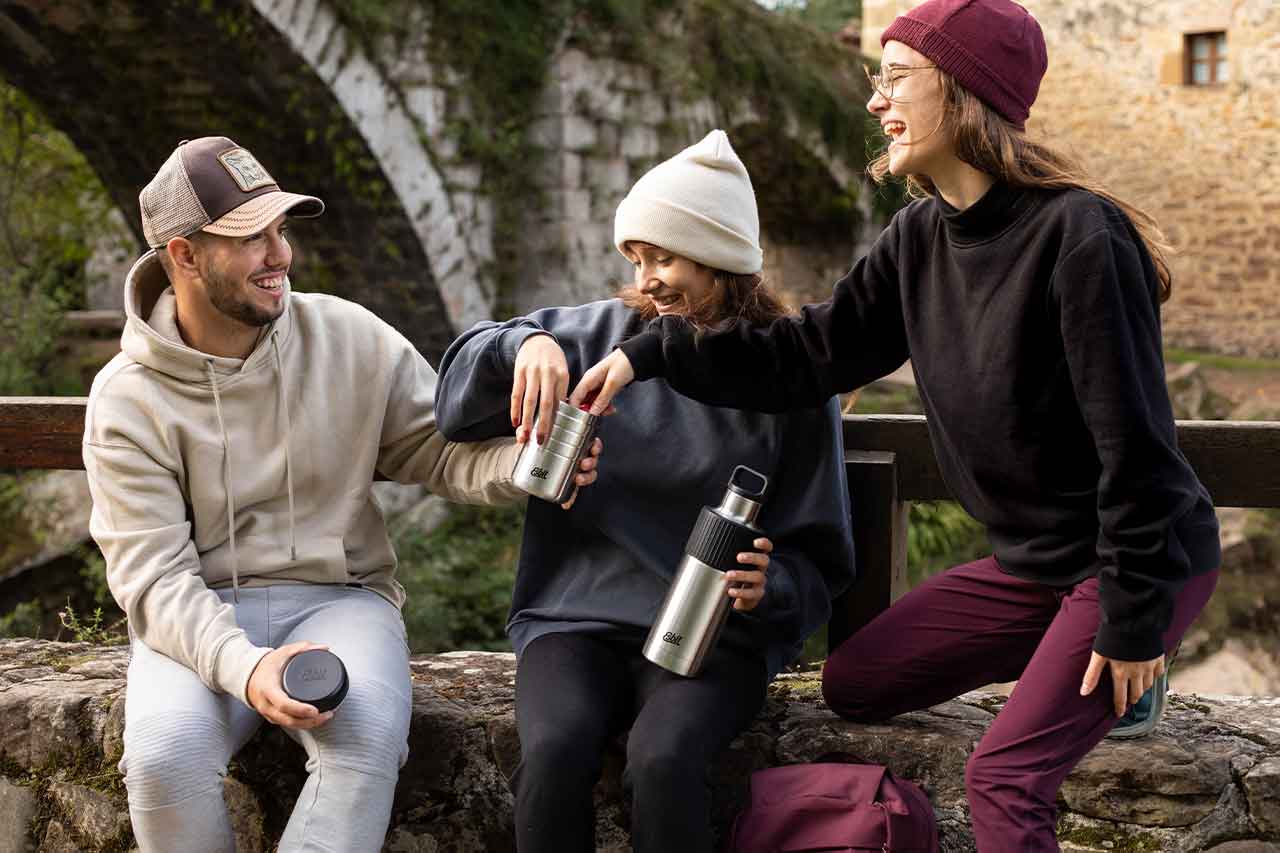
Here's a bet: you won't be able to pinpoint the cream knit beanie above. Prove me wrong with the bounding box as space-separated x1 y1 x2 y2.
614 129 762 275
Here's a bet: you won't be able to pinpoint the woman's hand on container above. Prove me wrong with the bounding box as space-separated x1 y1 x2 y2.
559 437 603 510
728 537 772 612
1080 650 1166 717
570 349 635 415
512 334 570 446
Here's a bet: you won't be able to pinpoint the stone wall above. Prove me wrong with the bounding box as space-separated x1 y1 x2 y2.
862 0 1280 358
1 639 1277 852
518 44 871 316
4 0 876 355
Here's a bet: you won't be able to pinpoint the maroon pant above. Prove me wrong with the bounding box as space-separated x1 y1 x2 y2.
821 556 1218 851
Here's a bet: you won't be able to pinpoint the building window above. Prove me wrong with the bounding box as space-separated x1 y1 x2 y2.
1185 32 1228 85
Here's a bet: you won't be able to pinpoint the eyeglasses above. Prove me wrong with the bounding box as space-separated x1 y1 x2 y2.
864 63 937 101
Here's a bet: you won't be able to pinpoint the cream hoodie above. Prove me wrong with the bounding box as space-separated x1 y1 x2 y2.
83 252 522 705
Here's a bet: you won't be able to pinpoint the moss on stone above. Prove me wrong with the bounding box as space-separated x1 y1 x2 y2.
1055 817 1162 852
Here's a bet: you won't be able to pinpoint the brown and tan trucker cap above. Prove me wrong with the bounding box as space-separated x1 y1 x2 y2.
139 137 324 249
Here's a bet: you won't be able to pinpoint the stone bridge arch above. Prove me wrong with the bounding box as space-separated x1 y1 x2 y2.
0 0 488 361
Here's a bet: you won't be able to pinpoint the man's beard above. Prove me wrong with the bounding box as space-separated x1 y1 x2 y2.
201 261 284 328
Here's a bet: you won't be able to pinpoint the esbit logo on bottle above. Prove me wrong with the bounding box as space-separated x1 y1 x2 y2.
662 632 683 646
530 467 550 479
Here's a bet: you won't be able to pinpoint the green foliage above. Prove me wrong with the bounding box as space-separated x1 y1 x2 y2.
0 600 42 639
845 382 922 415
1164 347 1280 373
394 504 526 653
79 546 114 610
907 501 988 586
676 0 877 171
57 597 126 645
769 0 862 35
0 81 125 397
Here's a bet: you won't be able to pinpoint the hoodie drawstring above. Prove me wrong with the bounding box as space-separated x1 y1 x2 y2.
272 331 298 562
207 361 240 603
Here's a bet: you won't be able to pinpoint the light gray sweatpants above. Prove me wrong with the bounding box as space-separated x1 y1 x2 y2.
121 584 412 853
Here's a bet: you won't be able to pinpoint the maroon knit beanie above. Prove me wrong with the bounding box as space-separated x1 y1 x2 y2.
881 0 1048 128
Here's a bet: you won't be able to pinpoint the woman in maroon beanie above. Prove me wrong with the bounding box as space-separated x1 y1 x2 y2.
569 0 1221 847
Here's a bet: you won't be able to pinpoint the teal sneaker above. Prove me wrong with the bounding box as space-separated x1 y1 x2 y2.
1107 650 1176 740
1107 673 1167 739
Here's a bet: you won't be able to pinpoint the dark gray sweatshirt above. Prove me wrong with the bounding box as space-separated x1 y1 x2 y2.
434 299 857 678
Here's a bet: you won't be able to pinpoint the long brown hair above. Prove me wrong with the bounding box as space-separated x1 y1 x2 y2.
618 244 790 329
869 72 1174 301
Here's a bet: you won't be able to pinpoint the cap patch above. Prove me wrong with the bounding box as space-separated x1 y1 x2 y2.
217 148 276 193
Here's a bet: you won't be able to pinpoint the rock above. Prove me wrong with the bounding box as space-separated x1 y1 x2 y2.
1060 737 1235 826
0 777 38 853
371 483 428 519
1175 640 1280 696
222 777 266 853
35 821 77 853
1244 756 1280 835
46 783 129 845
1 640 1278 851
2 471 93 581
388 496 452 540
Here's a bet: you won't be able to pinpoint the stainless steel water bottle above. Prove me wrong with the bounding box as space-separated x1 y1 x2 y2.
511 399 600 504
643 466 768 677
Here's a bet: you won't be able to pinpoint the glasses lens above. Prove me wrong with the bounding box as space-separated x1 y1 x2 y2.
864 65 886 97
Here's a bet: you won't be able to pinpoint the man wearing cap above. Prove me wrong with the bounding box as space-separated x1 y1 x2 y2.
82 137 598 851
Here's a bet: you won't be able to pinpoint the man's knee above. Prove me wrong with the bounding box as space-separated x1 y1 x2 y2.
311 680 410 775
123 713 229 809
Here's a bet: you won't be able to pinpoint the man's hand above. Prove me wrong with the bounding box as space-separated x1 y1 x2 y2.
727 537 772 612
560 437 603 510
1080 651 1166 717
512 335 570 445
246 641 335 729
569 350 635 416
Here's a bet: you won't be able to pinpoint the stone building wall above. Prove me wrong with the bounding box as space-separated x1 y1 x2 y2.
862 0 1280 358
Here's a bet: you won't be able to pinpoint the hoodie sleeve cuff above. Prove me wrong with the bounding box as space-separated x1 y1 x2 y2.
1092 622 1166 662
213 634 273 707
500 328 555 371
618 331 664 381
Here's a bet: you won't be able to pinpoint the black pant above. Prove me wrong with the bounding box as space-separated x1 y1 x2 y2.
511 630 768 853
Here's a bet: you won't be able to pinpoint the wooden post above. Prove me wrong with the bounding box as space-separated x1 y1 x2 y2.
828 450 910 653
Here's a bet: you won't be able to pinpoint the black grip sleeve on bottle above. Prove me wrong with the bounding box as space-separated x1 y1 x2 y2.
683 508 760 573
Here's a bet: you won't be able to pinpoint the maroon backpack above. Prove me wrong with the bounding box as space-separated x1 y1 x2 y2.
727 763 939 852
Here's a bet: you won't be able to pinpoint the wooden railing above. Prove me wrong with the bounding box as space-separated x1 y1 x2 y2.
3 398 1280 651
835 414 1280 649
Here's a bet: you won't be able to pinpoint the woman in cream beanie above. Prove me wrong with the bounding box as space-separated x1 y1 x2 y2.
614 128 763 277
432 130 855 852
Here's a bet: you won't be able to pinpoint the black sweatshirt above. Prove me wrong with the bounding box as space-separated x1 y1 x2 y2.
433 299 857 678
620 183 1220 662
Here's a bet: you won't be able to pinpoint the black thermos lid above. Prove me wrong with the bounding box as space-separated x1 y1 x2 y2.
282 649 349 713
